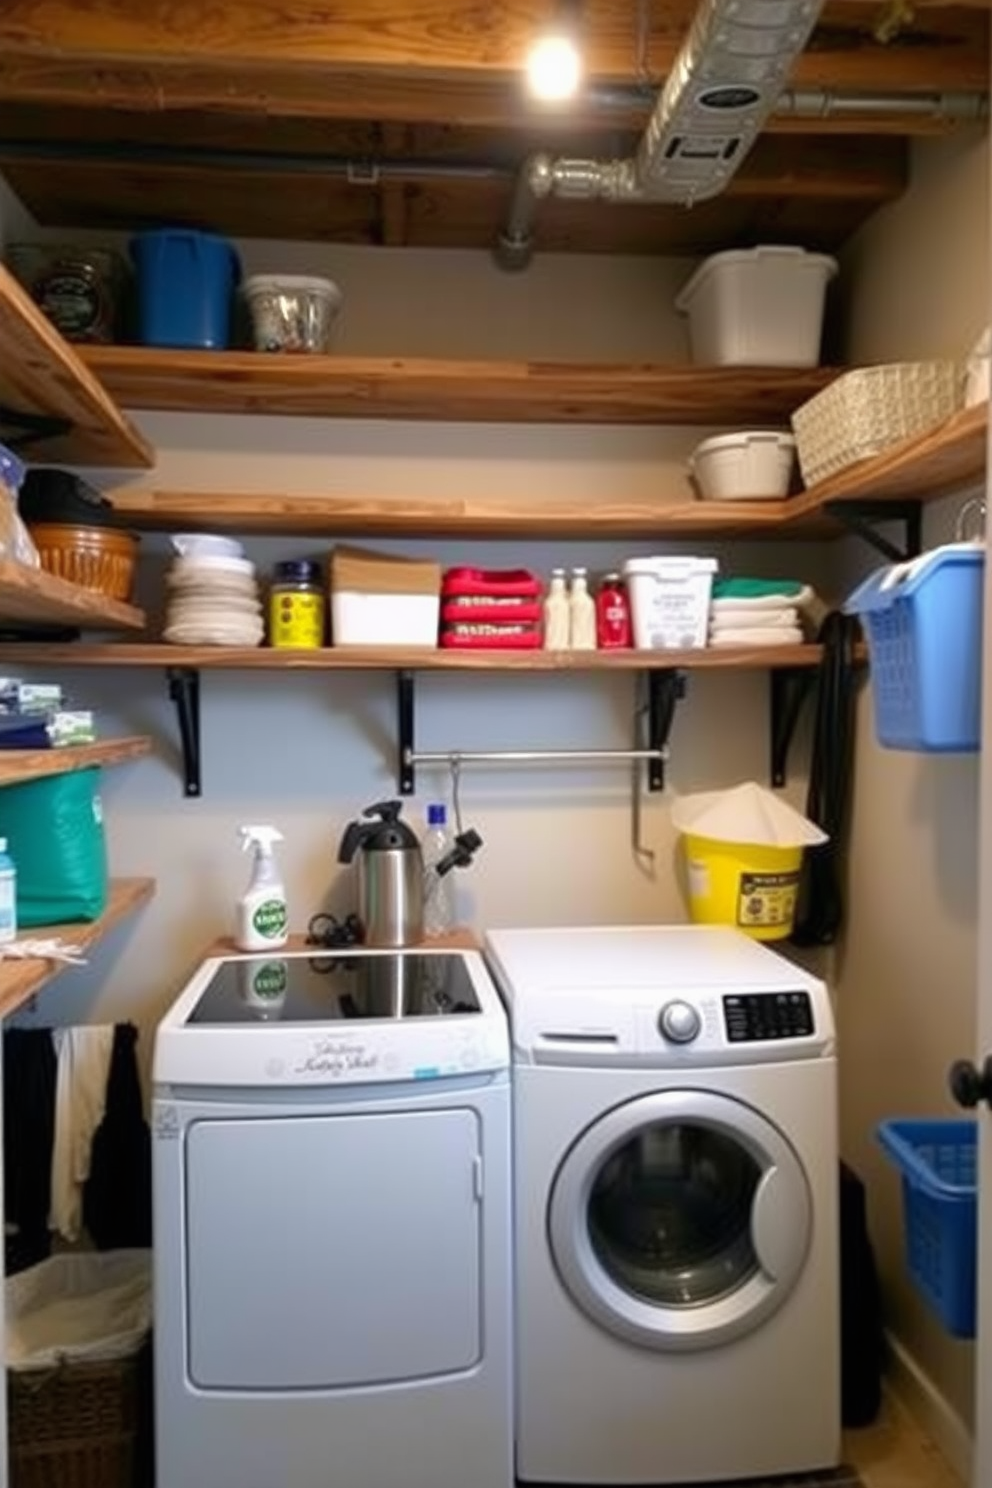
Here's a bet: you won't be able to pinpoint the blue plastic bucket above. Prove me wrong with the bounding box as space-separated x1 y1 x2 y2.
130 230 240 349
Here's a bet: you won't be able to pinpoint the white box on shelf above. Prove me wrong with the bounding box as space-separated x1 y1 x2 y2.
676 246 838 367
331 590 440 647
624 557 719 650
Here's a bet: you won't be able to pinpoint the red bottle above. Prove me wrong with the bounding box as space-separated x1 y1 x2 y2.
596 572 632 649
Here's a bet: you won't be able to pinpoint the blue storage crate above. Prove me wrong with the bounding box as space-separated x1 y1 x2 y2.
877 1118 977 1339
844 545 983 752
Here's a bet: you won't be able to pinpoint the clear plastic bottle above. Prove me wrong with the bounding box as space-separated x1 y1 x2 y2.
422 803 455 937
544 568 570 650
0 837 17 945
569 567 597 650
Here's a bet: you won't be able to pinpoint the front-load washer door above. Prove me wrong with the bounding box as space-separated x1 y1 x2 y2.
548 1089 811 1352
184 1109 482 1389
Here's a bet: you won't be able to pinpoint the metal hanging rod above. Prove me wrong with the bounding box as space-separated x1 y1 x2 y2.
407 747 666 769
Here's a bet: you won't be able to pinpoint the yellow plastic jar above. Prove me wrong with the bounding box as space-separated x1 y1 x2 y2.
269 559 325 648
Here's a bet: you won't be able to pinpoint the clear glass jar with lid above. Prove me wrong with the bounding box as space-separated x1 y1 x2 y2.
269 559 326 649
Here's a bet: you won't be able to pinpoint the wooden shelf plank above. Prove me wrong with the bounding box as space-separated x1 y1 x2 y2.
785 402 989 526
0 877 155 1020
0 736 151 786
0 643 831 672
80 347 839 426
110 487 817 539
0 560 145 631
0 267 153 468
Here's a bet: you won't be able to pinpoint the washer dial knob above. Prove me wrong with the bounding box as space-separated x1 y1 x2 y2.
659 1000 701 1044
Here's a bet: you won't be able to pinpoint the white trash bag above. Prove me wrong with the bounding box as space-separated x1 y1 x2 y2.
5 1250 151 1371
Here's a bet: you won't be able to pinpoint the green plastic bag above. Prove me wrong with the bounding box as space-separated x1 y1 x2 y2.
0 767 108 926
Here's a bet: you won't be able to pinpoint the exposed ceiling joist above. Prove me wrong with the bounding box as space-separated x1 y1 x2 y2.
0 0 986 118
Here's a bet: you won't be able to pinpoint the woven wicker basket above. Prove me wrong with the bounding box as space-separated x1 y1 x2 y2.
26 523 138 603
8 1354 142 1488
791 361 962 487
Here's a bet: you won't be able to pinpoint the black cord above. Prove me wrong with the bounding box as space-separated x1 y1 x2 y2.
790 611 861 946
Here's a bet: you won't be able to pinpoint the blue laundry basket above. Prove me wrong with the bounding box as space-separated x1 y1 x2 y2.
877 1118 977 1339
845 545 983 752
130 229 240 349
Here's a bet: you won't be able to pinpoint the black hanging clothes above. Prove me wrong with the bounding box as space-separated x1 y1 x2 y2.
3 1029 57 1274
83 1022 152 1250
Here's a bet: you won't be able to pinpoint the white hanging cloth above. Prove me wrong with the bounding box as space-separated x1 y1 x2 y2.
48 1026 115 1243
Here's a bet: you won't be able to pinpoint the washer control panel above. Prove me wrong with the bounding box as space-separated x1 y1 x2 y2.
723 991 814 1043
658 1000 702 1045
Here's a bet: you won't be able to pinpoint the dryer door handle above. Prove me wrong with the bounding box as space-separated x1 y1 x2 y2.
751 1162 812 1287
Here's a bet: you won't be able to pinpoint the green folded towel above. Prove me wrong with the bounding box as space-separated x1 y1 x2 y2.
712 578 806 599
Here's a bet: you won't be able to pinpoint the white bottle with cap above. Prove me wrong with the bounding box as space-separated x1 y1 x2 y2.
235 825 289 952
0 838 17 945
544 568 570 649
569 567 597 650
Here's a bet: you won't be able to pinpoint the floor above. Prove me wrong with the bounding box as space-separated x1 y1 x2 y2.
844 1392 964 1488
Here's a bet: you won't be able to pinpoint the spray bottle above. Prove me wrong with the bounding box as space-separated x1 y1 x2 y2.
235 825 289 952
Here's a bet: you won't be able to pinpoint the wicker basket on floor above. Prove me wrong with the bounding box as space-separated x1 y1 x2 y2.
8 1353 142 1488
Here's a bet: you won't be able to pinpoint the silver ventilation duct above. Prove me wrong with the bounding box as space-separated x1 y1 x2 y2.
498 0 832 269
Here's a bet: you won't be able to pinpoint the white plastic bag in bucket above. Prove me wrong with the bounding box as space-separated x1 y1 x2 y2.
5 1251 151 1370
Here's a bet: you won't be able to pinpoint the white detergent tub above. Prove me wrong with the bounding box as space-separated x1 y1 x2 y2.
689 431 796 501
624 556 718 650
332 590 440 646
676 247 837 367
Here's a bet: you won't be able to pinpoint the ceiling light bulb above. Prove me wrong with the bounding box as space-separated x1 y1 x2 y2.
526 32 582 102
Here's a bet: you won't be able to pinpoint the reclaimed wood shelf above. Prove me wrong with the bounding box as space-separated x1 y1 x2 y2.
109 487 817 539
0 736 151 786
0 877 155 1020
80 346 838 426
782 400 989 526
108 401 989 542
0 267 153 468
0 561 146 631
0 643 832 671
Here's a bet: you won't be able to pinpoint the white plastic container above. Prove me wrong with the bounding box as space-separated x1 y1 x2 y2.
244 274 342 353
332 590 440 646
689 431 796 501
676 247 838 367
624 556 719 651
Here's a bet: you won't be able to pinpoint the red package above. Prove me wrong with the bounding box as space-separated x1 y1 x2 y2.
442 567 542 600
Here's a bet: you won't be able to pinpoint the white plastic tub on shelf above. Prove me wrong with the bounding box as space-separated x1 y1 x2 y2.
689 431 796 501
623 557 718 650
676 246 838 367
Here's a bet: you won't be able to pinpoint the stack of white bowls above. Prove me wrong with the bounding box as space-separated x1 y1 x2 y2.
163 534 264 647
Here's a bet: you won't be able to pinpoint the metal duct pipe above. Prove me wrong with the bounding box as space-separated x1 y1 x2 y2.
583 84 989 126
0 137 512 183
496 82 990 270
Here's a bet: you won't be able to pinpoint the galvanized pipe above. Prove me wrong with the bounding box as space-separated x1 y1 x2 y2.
496 84 990 270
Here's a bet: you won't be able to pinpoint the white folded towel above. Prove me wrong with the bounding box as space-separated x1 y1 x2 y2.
709 627 805 647
710 607 799 632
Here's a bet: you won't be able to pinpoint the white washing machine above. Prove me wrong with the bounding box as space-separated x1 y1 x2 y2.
485 924 839 1486
153 947 513 1488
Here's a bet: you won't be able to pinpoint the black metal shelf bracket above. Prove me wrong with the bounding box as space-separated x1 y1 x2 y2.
824 498 922 564
0 405 72 452
397 669 416 795
770 667 817 789
646 668 686 792
168 667 202 798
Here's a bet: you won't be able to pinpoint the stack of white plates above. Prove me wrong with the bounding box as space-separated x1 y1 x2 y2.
163 535 264 647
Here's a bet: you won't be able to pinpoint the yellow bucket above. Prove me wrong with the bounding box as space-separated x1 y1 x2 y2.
682 834 803 942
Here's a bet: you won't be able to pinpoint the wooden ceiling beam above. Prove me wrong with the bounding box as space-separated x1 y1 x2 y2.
0 1 985 119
